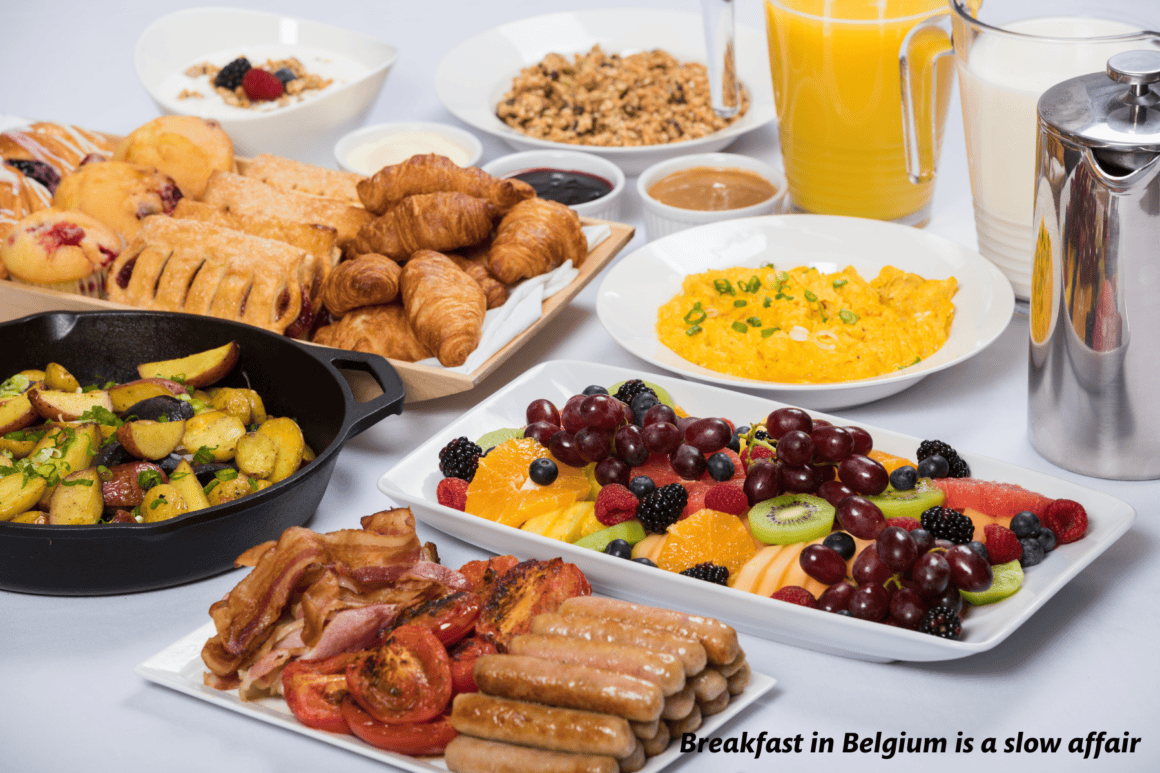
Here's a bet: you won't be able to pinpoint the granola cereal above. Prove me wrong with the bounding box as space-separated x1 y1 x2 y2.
495 45 748 147
181 56 334 110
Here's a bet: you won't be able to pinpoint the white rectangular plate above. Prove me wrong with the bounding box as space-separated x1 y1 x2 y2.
377 360 1135 662
136 621 776 773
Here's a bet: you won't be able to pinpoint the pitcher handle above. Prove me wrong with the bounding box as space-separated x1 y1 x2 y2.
899 13 955 185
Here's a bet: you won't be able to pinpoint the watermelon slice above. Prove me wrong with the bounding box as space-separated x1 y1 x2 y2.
631 450 744 517
932 477 1054 519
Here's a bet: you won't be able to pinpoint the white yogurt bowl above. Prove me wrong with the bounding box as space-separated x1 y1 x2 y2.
334 122 483 176
637 153 788 240
482 150 626 221
135 8 398 165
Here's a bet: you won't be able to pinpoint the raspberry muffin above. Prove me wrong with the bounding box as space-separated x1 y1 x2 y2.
53 160 183 241
114 116 235 200
1 207 122 296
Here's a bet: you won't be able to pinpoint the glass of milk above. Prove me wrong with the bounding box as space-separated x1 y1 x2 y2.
949 0 1159 299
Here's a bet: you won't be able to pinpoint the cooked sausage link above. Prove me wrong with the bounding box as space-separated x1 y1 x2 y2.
450 692 637 758
444 735 618 773
558 597 740 665
507 633 686 695
529 614 706 675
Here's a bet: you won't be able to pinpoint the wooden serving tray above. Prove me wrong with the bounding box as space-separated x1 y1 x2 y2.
0 217 634 403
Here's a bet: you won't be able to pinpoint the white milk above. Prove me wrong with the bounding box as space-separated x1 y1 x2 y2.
957 17 1146 298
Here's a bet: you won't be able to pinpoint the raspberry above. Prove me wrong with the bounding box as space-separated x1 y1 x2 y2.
983 524 1023 565
1040 499 1088 544
740 440 774 469
679 562 729 585
436 477 468 511
703 484 748 516
771 586 818 608
594 484 638 526
243 68 285 101
885 517 921 532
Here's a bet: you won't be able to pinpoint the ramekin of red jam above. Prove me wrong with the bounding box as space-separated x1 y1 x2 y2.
510 168 613 206
482 150 626 220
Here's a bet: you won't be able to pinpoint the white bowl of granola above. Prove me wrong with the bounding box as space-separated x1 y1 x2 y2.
135 8 398 165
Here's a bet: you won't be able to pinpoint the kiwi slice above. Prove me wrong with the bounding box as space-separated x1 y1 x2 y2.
608 380 674 408
866 477 945 520
748 494 835 545
475 427 524 453
574 519 647 551
960 560 1023 606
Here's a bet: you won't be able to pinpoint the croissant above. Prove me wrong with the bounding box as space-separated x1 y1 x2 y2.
400 251 487 367
486 197 587 284
319 254 401 316
351 192 496 261
357 153 535 215
448 253 507 310
313 304 432 362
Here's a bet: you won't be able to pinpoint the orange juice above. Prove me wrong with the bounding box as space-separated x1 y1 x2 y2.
765 0 951 223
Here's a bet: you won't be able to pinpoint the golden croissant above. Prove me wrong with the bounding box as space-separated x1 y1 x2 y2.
357 153 534 215
486 197 587 284
400 250 487 367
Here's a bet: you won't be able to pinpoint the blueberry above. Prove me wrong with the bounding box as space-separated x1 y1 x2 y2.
627 475 655 499
528 457 558 485
966 540 989 562
273 67 297 84
889 465 918 491
726 430 741 454
705 451 735 482
1036 526 1057 553
823 531 856 561
835 609 852 616
1019 537 1045 567
916 454 949 479
632 557 657 568
1010 511 1041 539
604 539 633 559
582 384 608 396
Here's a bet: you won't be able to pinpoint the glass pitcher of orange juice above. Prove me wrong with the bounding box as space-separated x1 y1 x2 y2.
764 0 954 225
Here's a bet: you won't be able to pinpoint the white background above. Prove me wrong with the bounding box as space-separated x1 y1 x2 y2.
1 1 1156 772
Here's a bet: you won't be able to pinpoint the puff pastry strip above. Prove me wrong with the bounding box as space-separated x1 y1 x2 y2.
172 199 340 267
241 154 362 204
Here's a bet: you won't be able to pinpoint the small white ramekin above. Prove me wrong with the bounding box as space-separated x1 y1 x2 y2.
481 150 626 221
637 153 788 241
334 122 484 175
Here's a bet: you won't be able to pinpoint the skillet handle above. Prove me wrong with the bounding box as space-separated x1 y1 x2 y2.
316 348 406 442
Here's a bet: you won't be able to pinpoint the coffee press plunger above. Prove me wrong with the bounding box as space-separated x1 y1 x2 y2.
1029 50 1160 480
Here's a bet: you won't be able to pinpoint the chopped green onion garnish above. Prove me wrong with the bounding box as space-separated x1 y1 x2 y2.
733 300 747 308
685 325 703 336
683 303 707 325
804 290 817 303
713 279 735 295
747 317 762 328
839 309 859 324
731 321 748 334
760 327 780 338
833 279 849 289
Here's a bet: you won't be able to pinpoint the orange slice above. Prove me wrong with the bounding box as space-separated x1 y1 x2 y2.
465 438 590 528
656 508 757 578
869 449 916 475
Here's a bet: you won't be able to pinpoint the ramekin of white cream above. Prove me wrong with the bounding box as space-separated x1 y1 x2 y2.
334 122 483 175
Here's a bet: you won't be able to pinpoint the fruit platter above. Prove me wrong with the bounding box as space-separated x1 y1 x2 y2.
378 360 1135 663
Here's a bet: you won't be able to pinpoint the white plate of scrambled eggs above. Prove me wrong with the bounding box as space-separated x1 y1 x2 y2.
596 215 1014 409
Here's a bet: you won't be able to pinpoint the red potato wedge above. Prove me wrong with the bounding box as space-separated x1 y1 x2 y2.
116 419 186 461
28 388 113 422
48 468 104 526
136 342 240 388
0 393 40 435
108 378 187 414
30 423 103 509
100 461 168 508
168 459 211 512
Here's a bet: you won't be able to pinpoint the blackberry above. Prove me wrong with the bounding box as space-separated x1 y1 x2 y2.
438 437 482 482
613 379 656 406
918 606 963 640
214 57 252 90
635 483 687 533
679 562 729 585
916 439 970 478
920 506 974 545
5 159 60 193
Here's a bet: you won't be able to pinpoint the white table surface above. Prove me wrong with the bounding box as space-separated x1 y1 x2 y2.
1 1 1156 772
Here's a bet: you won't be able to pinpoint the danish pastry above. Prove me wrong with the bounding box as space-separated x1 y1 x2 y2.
242 154 362 204
172 199 340 266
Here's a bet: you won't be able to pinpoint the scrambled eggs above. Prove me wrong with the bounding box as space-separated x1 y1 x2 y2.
656 265 957 383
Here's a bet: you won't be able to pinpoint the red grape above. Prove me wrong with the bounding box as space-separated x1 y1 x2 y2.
875 526 918 572
845 426 873 456
817 480 856 508
575 426 612 463
888 587 928 629
595 457 631 487
524 421 558 448
910 528 935 555
799 544 847 585
743 461 781 506
642 421 682 455
811 425 854 462
613 424 648 466
851 545 891 586
929 585 964 615
776 430 813 466
817 581 856 613
670 443 707 480
619 399 635 426
813 463 836 484
765 407 813 439
684 418 731 454
836 495 885 539
849 583 889 621
945 545 993 592
676 416 699 436
780 464 821 494
837 454 889 496
561 395 587 433
525 398 560 427
911 551 950 598
642 404 677 427
549 430 585 467
580 394 625 430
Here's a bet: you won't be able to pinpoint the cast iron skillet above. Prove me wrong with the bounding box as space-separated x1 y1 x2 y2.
0 310 405 596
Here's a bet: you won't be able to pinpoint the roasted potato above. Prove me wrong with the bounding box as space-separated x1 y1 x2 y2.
234 431 277 479
31 423 102 507
44 362 81 393
182 411 246 463
256 417 305 483
116 418 186 461
0 462 48 521
168 459 211 513
140 484 189 523
137 342 240 388
48 468 103 525
205 472 257 506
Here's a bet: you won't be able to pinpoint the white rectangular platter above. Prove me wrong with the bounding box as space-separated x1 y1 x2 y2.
377 360 1136 663
137 621 776 773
